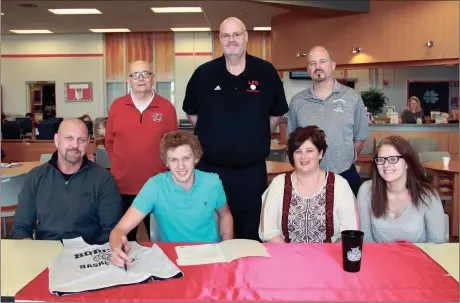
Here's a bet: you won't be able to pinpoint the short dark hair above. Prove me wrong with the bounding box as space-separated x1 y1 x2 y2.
371 136 436 218
287 126 328 166
79 114 91 121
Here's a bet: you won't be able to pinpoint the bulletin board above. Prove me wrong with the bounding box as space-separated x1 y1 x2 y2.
65 82 93 102
407 80 459 115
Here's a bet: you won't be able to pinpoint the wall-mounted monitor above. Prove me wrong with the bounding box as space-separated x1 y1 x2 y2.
289 71 311 80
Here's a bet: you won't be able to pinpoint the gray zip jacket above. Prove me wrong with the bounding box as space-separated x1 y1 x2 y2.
11 152 123 244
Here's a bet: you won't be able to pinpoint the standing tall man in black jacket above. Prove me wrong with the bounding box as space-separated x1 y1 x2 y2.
11 118 123 244
182 17 288 241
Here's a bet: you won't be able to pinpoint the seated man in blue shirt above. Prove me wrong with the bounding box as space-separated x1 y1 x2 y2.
109 131 234 268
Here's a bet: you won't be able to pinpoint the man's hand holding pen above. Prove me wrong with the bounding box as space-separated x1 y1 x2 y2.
110 235 133 269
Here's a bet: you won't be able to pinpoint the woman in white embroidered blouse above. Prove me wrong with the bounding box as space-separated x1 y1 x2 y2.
259 126 359 243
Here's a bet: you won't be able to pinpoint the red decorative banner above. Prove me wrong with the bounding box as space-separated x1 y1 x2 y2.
65 82 93 102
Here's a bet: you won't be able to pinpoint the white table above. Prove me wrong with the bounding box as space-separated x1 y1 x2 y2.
1 240 63 298
415 243 459 281
1 240 458 299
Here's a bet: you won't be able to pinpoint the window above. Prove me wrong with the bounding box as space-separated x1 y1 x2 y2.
106 82 126 113
156 82 175 105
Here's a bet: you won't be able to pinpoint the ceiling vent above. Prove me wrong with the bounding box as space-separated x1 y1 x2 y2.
18 4 38 8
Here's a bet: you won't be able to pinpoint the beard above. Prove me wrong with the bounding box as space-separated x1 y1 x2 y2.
224 43 245 56
64 149 82 164
312 70 326 83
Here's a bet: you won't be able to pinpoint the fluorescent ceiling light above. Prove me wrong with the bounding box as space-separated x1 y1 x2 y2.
48 8 102 15
253 27 271 31
89 28 130 33
10 29 53 34
171 27 211 32
152 7 202 13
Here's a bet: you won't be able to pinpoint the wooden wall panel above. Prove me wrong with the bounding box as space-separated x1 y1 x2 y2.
105 33 124 81
449 132 459 155
125 32 154 74
246 31 263 58
264 32 283 79
271 1 459 70
213 32 223 59
265 32 272 62
154 32 174 82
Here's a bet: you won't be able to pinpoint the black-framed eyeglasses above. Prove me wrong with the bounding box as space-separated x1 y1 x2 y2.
129 71 153 80
219 30 246 41
374 156 404 165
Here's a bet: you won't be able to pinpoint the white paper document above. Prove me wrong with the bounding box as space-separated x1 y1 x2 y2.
1 163 21 168
175 239 270 266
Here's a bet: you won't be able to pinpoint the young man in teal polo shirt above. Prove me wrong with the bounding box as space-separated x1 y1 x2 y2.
109 131 234 268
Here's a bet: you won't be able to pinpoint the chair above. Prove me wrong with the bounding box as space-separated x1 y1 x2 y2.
149 213 161 242
40 153 52 163
95 147 111 169
360 138 374 155
445 213 450 242
418 151 453 201
267 147 286 162
1 174 27 237
418 151 451 169
410 138 438 153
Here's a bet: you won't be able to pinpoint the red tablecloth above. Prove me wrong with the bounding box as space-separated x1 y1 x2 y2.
15 241 459 302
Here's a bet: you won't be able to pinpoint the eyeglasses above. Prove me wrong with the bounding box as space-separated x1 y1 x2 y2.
219 30 246 41
374 156 404 165
129 71 153 80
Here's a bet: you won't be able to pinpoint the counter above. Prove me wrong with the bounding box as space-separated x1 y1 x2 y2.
368 123 458 155
356 123 459 178
369 123 459 131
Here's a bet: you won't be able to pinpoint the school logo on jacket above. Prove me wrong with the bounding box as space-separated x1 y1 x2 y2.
247 80 260 93
332 99 346 113
151 112 163 122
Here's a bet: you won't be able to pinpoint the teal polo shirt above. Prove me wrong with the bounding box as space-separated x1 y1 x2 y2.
132 169 226 242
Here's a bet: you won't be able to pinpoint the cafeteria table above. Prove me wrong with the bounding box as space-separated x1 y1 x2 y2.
2 239 458 302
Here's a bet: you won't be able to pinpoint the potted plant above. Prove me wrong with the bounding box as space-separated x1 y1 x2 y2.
360 88 388 117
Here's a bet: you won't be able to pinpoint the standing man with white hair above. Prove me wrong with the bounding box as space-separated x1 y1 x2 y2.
106 60 178 241
287 46 370 196
182 17 289 241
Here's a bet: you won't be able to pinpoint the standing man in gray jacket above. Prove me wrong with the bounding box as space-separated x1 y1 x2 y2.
288 46 370 196
11 118 123 244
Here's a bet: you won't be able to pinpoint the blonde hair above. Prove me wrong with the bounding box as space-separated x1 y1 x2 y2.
407 96 422 112
160 131 203 164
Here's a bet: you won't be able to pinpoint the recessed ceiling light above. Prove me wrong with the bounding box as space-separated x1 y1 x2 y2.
1 13 4 15
253 27 271 31
152 7 202 13
48 9 102 15
10 29 53 34
89 28 131 33
171 27 211 32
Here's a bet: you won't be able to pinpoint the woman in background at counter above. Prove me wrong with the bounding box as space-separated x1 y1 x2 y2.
401 96 425 124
